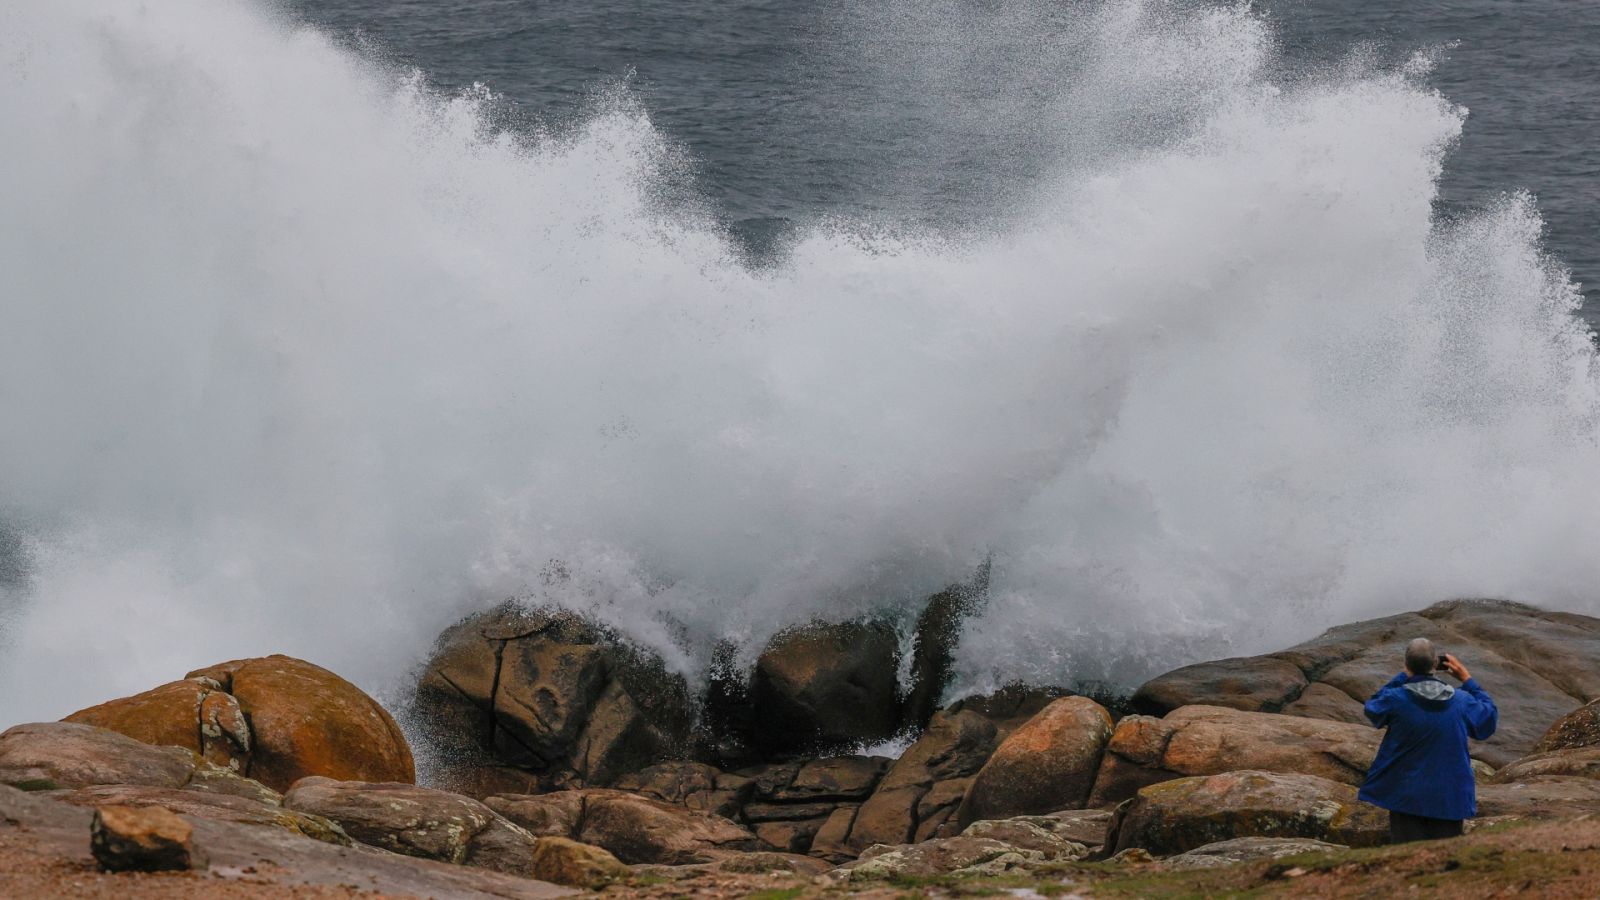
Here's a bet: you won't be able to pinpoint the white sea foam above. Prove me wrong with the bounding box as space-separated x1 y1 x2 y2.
1 0 1595 725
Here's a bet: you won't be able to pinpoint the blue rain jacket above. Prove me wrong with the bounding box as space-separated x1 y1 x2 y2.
1358 672 1498 821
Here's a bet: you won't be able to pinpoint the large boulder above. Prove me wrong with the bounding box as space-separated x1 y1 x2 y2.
413 603 693 793
487 788 761 865
1086 705 1380 807
747 620 902 755
0 721 276 802
1105 770 1388 856
65 655 414 792
283 777 537 877
957 696 1113 825
1131 600 1600 767
843 686 1063 851
904 567 989 729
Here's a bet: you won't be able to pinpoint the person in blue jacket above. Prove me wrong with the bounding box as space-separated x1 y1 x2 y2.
1358 637 1498 843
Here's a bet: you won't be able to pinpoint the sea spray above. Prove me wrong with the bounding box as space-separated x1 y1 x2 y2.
0 0 1595 726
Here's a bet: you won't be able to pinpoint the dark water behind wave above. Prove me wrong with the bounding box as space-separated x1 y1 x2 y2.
286 0 1598 315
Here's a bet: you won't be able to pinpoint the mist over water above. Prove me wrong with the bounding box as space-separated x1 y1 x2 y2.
2 0 1598 726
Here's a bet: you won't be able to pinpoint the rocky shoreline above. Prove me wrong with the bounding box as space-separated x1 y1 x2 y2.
4 597 1600 897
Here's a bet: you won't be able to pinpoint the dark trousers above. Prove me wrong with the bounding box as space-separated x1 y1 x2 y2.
1389 811 1464 844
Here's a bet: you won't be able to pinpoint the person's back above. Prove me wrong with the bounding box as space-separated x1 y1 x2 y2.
1358 638 1498 843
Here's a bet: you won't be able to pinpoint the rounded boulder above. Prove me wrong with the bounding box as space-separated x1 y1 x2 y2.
957 696 1113 825
66 655 413 792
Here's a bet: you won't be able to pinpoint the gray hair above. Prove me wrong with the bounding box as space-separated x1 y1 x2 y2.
1405 637 1437 675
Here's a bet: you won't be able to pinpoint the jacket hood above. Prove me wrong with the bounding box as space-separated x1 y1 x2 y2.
1403 678 1456 705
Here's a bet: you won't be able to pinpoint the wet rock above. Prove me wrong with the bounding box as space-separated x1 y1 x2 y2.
1134 656 1309 717
748 619 902 755
91 804 206 872
413 603 693 790
839 684 1067 853
283 776 536 876
612 761 748 818
1132 599 1600 766
487 788 760 865
905 567 989 729
779 756 888 801
846 707 1001 850
1158 836 1346 870
1086 705 1379 807
958 696 1113 824
68 655 413 792
1538 699 1600 752
528 836 629 889
1105 770 1388 856
48 784 348 844
721 754 886 853
0 721 276 802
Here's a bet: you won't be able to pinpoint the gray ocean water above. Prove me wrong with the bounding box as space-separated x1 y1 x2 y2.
289 0 1597 313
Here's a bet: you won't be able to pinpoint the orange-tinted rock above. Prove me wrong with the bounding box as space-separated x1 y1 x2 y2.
957 697 1113 825
847 707 1001 850
65 680 212 759
1086 706 1379 808
91 804 205 872
187 655 413 791
62 656 413 793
